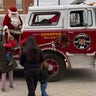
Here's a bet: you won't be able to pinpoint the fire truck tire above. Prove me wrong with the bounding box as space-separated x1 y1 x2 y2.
43 52 66 81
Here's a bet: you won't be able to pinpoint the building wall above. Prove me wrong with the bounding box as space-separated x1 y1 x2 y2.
0 0 34 14
22 0 34 14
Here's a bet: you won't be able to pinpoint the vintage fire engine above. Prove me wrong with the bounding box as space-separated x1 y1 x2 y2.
1 3 96 81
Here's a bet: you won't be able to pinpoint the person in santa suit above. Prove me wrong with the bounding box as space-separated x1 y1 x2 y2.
3 6 23 43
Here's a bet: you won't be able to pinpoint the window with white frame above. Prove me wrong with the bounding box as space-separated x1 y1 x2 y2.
29 12 60 26
0 0 3 10
70 10 93 27
16 0 22 10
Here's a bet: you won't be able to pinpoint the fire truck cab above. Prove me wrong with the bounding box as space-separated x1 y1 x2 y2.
20 4 96 81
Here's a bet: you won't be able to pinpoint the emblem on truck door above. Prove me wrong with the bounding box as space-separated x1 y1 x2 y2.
74 33 91 49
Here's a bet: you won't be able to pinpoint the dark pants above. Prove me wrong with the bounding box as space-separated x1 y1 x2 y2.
24 68 40 96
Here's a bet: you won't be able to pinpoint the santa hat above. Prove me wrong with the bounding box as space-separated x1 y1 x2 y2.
8 7 18 14
8 7 19 18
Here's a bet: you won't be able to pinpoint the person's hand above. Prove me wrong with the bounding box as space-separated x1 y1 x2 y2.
20 31 23 34
3 28 10 35
3 44 6 47
5 28 10 33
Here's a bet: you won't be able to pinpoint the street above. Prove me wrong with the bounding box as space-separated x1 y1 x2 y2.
0 68 96 96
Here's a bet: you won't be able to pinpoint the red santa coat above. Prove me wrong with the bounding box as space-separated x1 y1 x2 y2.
3 13 23 42
19 38 27 47
3 13 23 31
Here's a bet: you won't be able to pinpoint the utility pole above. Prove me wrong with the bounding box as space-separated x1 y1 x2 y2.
58 0 60 5
37 0 39 6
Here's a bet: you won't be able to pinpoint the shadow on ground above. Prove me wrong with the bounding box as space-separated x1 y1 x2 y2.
60 68 96 82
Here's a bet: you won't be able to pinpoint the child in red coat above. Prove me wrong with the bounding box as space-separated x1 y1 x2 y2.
3 35 17 66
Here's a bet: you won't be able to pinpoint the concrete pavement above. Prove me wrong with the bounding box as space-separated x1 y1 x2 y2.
1 79 96 96
0 68 96 96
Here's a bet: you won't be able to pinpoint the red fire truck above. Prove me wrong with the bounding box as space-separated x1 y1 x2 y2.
1 3 96 81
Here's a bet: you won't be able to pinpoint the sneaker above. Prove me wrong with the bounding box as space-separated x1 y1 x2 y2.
9 83 16 88
1 88 5 92
9 85 14 88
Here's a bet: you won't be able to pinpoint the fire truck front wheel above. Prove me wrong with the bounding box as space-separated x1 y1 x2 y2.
43 51 66 81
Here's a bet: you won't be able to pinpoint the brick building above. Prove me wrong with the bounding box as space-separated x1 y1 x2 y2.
0 0 34 14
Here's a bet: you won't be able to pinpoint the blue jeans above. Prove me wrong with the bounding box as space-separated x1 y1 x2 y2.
41 82 48 96
6 52 12 62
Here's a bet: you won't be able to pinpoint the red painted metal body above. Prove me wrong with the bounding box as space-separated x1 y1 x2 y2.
22 28 96 53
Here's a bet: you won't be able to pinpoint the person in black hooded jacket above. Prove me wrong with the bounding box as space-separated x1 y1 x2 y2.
19 36 43 96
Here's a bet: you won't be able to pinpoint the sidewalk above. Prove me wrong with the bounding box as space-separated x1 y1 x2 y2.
0 78 66 96
1 69 96 96
1 78 96 96
0 79 28 96
0 78 58 96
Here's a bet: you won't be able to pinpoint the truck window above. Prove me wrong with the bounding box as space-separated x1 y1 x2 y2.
94 9 96 26
70 10 85 27
70 10 93 27
87 10 92 26
28 12 60 26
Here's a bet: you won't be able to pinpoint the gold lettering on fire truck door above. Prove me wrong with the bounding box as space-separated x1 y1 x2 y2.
41 32 61 39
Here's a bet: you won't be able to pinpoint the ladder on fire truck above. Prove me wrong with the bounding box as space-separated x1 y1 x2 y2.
36 0 86 6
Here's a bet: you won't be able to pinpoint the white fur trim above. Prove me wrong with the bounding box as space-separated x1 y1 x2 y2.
8 9 18 18
8 9 17 14
3 25 8 30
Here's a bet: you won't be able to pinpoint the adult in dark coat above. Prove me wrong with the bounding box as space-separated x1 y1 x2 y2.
20 36 43 96
0 42 17 91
